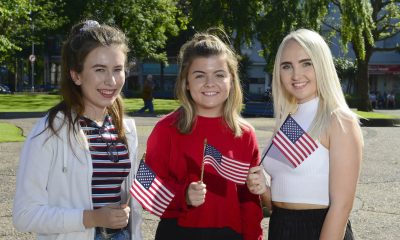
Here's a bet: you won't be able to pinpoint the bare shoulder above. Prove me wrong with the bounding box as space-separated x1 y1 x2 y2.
329 112 363 146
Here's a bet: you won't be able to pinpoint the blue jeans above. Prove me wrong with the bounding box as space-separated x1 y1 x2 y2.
137 99 154 113
95 228 130 240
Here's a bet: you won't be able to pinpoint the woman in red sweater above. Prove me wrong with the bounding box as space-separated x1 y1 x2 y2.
145 32 263 240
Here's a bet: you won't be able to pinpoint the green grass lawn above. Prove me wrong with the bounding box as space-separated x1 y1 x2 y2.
0 94 398 143
0 94 180 114
0 122 25 142
354 110 398 119
0 94 398 119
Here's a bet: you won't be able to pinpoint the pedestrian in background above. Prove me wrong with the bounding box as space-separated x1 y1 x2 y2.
387 91 396 109
145 32 263 240
247 29 363 240
13 20 142 240
137 74 155 113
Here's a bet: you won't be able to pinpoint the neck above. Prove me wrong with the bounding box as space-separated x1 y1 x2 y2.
83 109 108 123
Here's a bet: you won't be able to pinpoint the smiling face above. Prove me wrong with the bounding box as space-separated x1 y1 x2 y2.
280 40 317 104
186 55 231 117
71 46 126 119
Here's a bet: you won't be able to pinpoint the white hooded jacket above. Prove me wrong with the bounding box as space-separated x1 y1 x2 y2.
13 112 143 240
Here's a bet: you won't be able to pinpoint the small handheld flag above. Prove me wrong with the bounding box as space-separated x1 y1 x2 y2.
203 144 250 184
266 114 318 168
129 158 175 217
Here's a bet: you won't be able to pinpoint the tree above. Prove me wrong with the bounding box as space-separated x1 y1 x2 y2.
190 0 264 53
334 57 357 93
0 0 66 63
324 0 400 111
83 0 188 62
256 0 329 71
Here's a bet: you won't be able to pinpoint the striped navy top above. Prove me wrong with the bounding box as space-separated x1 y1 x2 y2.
79 115 131 209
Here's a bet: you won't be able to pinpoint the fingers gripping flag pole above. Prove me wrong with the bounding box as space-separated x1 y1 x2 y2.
203 143 250 185
129 153 175 217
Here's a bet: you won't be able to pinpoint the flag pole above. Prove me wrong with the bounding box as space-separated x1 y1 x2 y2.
126 152 146 205
200 138 207 182
259 113 293 166
259 113 291 166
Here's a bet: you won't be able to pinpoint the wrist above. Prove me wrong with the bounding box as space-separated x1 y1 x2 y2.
83 209 97 228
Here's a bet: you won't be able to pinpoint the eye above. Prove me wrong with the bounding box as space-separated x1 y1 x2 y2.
281 64 291 70
194 74 205 79
114 67 124 72
95 68 105 72
303 61 313 67
216 73 226 78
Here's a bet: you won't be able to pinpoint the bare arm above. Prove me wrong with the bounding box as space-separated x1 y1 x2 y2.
320 117 363 239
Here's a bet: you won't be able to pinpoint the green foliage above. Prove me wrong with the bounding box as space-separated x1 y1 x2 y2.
256 0 329 71
326 0 400 111
83 0 188 62
334 57 357 80
0 0 66 64
332 0 374 60
190 0 264 52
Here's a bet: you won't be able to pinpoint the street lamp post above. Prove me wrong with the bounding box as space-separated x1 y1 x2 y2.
31 43 35 92
30 0 35 92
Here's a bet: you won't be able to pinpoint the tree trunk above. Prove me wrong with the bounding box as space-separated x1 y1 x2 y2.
356 60 372 111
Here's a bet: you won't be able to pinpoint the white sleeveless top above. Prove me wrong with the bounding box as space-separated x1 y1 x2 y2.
262 97 330 205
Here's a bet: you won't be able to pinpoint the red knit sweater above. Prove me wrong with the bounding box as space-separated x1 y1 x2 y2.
146 111 263 240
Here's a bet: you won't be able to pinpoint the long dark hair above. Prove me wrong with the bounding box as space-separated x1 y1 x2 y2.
46 20 129 144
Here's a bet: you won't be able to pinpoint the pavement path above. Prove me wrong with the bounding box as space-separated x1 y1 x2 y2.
0 115 399 239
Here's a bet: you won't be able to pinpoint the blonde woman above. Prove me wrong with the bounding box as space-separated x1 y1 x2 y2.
247 29 363 240
145 32 263 240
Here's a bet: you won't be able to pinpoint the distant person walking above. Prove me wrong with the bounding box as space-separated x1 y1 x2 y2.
137 74 155 113
387 91 396 109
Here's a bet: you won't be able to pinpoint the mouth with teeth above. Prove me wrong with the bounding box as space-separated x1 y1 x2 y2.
202 91 218 96
292 82 308 89
98 89 116 98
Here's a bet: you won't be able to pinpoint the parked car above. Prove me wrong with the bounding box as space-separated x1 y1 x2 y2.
0 84 12 94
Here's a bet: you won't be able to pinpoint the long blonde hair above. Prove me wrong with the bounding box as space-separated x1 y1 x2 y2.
272 29 358 138
175 32 249 137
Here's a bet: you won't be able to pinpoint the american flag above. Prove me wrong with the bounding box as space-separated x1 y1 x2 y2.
272 115 318 168
129 160 175 217
203 144 250 185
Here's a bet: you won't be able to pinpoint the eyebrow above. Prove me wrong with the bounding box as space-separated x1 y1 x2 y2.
91 64 124 68
191 69 227 75
280 58 312 66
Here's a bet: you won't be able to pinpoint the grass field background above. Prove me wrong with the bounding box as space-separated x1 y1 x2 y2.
0 94 398 143
0 94 180 114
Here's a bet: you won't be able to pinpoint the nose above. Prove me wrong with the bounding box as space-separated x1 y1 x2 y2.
291 67 302 81
204 75 215 87
104 72 117 86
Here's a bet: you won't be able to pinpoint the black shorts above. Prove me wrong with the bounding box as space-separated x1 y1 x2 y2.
155 218 243 240
268 206 354 240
